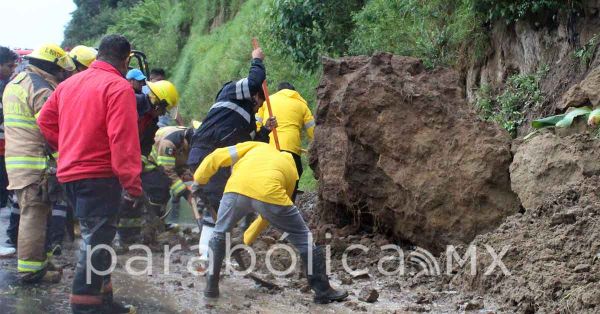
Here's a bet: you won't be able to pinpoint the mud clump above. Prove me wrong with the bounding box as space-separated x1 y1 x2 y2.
560 66 600 110
310 53 520 253
452 133 600 313
510 132 600 211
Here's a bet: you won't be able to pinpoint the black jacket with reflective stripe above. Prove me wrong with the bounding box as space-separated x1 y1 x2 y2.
187 58 270 167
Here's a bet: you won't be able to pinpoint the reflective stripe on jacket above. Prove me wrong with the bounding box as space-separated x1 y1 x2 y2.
2 66 58 190
147 126 190 197
187 58 270 168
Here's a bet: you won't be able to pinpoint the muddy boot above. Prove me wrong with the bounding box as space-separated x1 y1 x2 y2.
101 278 137 313
301 246 348 304
204 235 226 298
49 243 62 256
102 294 136 313
21 269 62 284
104 302 136 314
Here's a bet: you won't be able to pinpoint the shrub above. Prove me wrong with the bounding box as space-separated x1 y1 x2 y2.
573 33 600 68
265 0 365 70
474 0 582 23
349 0 486 68
476 66 548 137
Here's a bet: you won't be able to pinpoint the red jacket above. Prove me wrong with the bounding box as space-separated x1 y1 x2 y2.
38 61 142 196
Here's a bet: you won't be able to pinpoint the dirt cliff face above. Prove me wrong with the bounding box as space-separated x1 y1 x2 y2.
310 53 520 253
466 0 600 136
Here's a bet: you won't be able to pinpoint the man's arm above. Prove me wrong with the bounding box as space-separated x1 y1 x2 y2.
231 49 265 101
303 103 315 140
157 140 187 198
37 88 60 150
106 85 142 196
194 141 261 184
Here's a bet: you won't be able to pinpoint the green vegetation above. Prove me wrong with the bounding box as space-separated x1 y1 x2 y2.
264 0 365 70
64 0 142 47
474 0 581 23
476 66 548 137
62 0 576 188
574 33 600 68
350 0 486 68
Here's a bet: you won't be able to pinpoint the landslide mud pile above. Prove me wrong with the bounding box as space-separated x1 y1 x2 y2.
310 53 520 252
452 133 600 313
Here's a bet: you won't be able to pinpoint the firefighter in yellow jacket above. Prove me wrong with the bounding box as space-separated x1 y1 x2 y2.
2 43 74 282
194 141 347 304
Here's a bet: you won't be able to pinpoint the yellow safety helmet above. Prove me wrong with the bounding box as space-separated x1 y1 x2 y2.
69 45 97 68
192 120 201 129
26 43 75 71
146 80 179 110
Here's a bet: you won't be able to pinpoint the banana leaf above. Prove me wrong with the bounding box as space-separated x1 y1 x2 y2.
555 106 591 128
531 114 566 129
531 106 592 129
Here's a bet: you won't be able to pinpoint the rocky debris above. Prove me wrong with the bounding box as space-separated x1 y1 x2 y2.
358 287 379 303
340 274 353 285
351 269 370 280
510 133 600 211
310 52 519 253
452 134 600 313
574 264 591 273
345 301 368 311
399 304 431 312
462 298 484 311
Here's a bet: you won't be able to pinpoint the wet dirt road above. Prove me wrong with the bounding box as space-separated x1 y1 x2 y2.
0 201 503 313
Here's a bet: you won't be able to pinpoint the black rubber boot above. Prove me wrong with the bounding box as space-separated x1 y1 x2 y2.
204 235 226 298
301 246 348 304
101 278 137 313
103 300 136 313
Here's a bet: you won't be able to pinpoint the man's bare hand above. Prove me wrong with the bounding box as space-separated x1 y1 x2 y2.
264 116 278 130
252 48 264 60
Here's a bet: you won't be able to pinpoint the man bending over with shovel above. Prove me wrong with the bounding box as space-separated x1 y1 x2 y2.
193 141 348 304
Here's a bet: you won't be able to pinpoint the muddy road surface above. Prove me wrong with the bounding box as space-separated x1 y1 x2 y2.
0 194 503 313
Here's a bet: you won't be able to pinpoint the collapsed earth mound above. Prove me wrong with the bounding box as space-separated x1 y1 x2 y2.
452 133 600 313
309 53 520 253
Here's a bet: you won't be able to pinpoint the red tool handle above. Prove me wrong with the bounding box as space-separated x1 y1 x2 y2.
252 38 280 151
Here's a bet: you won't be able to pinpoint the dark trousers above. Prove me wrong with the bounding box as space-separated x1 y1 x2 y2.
64 177 121 310
6 197 19 246
48 202 70 247
283 151 303 202
6 199 72 250
0 155 8 208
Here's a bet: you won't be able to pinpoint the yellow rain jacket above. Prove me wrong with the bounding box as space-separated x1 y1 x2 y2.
194 141 298 206
256 89 315 155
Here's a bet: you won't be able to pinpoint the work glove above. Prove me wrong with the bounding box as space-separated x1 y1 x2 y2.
121 191 144 212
